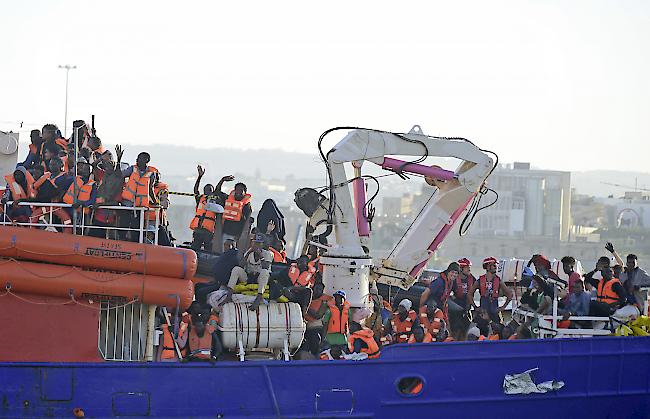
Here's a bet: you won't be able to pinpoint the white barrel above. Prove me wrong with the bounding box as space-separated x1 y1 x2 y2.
219 302 305 351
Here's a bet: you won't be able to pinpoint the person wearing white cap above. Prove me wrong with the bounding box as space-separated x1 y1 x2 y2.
388 299 418 344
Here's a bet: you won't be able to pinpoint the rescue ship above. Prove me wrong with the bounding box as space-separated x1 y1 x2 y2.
0 126 649 419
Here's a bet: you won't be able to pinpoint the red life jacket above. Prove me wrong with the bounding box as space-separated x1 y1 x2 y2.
223 191 251 222
479 274 501 299
439 272 452 300
287 263 315 288
454 273 475 299
326 300 350 335
347 329 380 358
391 310 417 343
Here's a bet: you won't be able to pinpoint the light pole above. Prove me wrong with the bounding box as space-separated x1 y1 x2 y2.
58 64 77 137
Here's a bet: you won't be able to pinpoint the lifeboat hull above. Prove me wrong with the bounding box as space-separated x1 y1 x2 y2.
0 257 193 308
0 226 197 279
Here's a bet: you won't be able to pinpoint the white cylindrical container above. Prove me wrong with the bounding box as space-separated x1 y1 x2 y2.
320 255 372 309
219 302 305 351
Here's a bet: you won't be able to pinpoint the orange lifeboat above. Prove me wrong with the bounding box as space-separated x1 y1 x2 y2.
0 257 193 308
0 226 197 279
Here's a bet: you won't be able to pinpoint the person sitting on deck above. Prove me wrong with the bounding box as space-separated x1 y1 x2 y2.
222 233 273 311
348 322 380 358
2 166 36 222
388 299 418 344
408 324 433 343
272 255 314 315
418 302 444 341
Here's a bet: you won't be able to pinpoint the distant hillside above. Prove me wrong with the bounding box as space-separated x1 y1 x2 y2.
119 144 325 180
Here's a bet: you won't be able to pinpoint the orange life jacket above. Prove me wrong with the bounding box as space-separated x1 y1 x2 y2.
288 263 315 287
269 247 287 263
147 182 168 221
479 274 501 299
122 166 158 207
4 172 35 200
223 191 251 222
63 176 95 204
391 310 417 343
305 294 332 322
408 331 433 343
189 195 218 233
161 324 188 360
597 278 622 305
418 307 443 339
188 326 213 360
347 328 380 358
326 300 350 335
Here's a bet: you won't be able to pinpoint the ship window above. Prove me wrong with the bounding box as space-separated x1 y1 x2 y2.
396 376 424 396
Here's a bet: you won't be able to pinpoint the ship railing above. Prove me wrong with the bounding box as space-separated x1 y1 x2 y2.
98 300 150 362
512 308 614 338
1 201 161 245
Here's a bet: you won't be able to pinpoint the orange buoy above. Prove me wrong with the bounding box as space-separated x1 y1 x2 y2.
0 226 197 279
0 257 193 308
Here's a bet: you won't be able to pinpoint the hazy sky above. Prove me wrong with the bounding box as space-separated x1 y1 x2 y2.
2 0 649 172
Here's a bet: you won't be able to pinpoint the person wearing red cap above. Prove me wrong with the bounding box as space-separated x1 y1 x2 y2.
452 258 476 311
467 257 512 322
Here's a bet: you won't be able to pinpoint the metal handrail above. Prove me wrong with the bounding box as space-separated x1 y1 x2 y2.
1 201 161 244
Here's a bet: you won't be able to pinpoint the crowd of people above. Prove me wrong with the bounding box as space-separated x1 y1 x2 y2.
2 122 649 363
1 121 174 244
169 227 649 361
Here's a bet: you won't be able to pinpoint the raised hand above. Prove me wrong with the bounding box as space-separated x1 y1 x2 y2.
115 145 124 162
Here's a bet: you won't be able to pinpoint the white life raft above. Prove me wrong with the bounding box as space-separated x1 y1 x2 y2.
219 302 305 361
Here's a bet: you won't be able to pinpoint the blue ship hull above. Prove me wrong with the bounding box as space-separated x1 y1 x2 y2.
1 337 649 418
